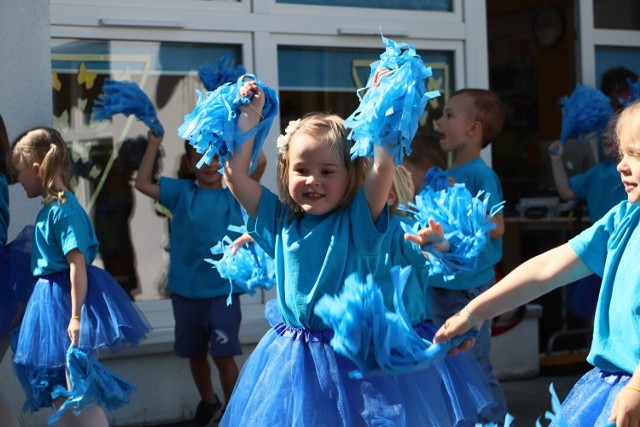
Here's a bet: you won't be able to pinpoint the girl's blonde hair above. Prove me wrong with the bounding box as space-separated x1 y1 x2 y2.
390 165 415 214
616 101 640 155
276 113 369 217
11 127 72 203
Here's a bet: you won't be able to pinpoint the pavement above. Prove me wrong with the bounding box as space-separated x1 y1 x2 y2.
145 370 586 427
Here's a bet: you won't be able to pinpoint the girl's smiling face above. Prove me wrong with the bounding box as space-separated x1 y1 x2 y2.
287 131 348 215
616 105 640 205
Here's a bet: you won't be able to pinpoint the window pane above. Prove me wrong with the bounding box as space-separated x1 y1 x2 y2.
593 0 640 30
51 38 242 301
596 46 640 87
276 0 452 12
277 45 454 138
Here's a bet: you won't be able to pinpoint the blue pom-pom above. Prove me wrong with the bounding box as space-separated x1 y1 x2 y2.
559 84 613 143
92 79 164 137
48 346 136 425
344 35 440 165
315 266 478 378
198 54 247 92
624 78 640 106
206 224 275 305
399 184 503 280
178 74 279 172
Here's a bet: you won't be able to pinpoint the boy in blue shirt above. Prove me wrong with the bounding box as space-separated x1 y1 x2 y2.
135 130 265 426
431 88 507 424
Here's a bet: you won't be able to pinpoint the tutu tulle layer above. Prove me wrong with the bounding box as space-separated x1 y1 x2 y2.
13 266 150 411
0 226 36 337
221 301 493 427
555 368 630 427
413 322 495 426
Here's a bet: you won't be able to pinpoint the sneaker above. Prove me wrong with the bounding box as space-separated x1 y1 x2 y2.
192 398 223 426
204 407 225 427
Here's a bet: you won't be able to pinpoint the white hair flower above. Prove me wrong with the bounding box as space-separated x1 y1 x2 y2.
276 119 301 155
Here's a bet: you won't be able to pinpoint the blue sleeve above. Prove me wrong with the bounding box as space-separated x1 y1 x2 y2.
159 177 184 212
349 188 389 256
55 210 93 258
247 186 281 258
568 201 627 276
569 168 594 200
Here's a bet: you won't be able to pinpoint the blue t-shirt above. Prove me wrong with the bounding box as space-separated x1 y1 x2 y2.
376 215 433 324
32 192 98 276
248 186 389 330
570 160 626 222
431 157 503 290
569 201 640 374
0 175 9 246
159 177 244 298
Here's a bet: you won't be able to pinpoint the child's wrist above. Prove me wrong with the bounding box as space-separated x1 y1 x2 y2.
464 305 479 331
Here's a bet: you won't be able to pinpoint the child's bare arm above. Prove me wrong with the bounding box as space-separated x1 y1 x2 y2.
364 144 395 223
248 150 267 182
134 129 162 201
66 248 88 347
224 80 264 218
490 213 504 239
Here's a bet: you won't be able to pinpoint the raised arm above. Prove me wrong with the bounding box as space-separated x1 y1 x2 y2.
224 80 264 218
364 144 395 223
248 150 267 182
134 129 162 201
549 140 577 201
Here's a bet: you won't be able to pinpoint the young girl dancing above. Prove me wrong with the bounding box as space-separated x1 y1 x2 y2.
219 68 465 423
435 99 640 427
10 127 151 426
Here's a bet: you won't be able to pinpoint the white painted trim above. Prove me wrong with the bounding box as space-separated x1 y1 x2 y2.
577 0 596 86
594 29 640 47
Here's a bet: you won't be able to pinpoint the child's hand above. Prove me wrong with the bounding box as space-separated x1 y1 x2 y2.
230 233 254 255
68 317 80 347
433 310 480 355
548 140 563 158
609 385 640 426
148 128 163 146
372 67 392 87
405 218 444 245
239 80 265 118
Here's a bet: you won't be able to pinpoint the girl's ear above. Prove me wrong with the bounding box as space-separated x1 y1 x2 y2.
387 187 397 209
32 162 41 175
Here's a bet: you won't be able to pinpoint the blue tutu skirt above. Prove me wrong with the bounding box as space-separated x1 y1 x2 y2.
12 265 151 412
220 302 493 427
555 368 630 426
413 322 496 426
0 226 36 338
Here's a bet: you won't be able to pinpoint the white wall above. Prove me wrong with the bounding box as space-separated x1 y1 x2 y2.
0 0 52 239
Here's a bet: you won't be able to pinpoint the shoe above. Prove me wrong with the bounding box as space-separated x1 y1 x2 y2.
204 408 225 427
192 398 223 426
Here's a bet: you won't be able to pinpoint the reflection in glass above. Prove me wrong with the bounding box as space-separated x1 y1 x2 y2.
277 45 453 139
276 0 452 12
51 39 242 300
593 0 640 30
596 47 640 90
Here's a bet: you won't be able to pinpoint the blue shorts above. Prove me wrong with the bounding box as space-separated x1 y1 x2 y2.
171 293 242 358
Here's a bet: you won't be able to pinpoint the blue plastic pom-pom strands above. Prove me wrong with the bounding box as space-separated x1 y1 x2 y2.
400 184 504 280
345 35 440 165
559 84 613 144
92 79 164 137
178 73 279 171
48 346 136 425
315 266 478 379
198 54 247 92
207 224 276 306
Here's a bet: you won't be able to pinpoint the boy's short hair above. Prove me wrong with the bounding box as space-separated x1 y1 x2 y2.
452 88 505 148
404 128 447 171
600 66 638 97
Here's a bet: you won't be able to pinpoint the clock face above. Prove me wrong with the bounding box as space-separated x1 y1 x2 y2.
533 7 564 48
